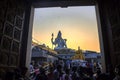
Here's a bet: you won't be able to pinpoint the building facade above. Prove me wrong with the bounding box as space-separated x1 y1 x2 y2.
83 50 101 64
31 45 58 66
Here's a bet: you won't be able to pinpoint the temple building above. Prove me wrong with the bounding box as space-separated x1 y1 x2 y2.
31 42 58 66
83 50 101 63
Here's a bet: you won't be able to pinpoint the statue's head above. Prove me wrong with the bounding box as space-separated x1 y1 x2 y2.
57 30 62 38
78 46 80 50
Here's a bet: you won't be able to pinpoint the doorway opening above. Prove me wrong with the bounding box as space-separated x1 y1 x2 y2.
29 6 103 76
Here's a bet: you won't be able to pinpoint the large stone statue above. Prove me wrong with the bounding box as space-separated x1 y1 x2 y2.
51 30 67 49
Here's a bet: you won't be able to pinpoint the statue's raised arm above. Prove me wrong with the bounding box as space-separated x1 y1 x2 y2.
51 33 55 45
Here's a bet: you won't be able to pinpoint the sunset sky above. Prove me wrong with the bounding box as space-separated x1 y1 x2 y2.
32 6 100 52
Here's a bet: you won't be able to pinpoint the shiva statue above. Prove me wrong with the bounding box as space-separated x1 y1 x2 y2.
51 30 67 50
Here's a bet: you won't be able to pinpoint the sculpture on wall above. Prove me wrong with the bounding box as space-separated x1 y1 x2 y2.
51 30 67 49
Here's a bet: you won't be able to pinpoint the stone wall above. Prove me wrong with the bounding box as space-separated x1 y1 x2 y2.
0 0 26 79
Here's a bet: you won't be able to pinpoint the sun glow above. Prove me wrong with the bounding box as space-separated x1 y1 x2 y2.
32 6 100 52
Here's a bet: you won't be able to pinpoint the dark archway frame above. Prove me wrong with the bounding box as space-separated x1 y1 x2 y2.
23 0 109 72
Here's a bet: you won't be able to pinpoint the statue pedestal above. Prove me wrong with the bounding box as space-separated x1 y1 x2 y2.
55 48 75 54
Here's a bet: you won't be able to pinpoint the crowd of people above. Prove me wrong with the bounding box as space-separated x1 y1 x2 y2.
28 60 120 80
1 59 120 80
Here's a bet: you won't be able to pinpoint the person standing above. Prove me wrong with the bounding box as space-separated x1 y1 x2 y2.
113 65 120 80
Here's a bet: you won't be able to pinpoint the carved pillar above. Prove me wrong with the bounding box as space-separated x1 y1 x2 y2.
20 2 34 68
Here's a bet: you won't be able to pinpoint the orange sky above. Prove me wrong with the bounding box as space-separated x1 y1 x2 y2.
32 6 100 52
